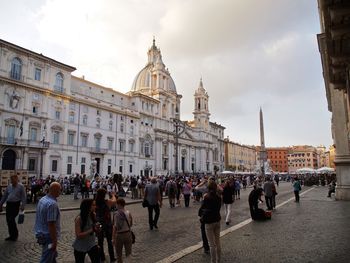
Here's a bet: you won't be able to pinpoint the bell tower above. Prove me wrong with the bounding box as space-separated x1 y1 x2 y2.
193 78 210 129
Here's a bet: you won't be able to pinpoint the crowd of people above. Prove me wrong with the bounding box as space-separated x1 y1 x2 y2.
0 172 337 263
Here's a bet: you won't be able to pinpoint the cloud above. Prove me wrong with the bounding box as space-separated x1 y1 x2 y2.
0 0 332 147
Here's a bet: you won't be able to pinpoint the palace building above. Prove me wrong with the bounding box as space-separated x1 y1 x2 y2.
0 39 225 179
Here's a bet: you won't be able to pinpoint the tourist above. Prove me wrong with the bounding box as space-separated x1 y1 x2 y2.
144 177 162 230
0 173 26 241
293 177 302 202
165 177 177 208
263 177 273 210
222 179 234 225
72 199 100 263
112 198 133 263
182 179 192 207
34 182 61 263
248 186 265 220
95 188 117 262
199 180 222 263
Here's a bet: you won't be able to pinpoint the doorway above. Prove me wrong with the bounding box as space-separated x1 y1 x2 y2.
95 158 100 174
2 149 16 170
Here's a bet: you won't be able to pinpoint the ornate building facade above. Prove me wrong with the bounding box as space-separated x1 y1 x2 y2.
317 0 350 200
0 39 225 179
224 137 256 172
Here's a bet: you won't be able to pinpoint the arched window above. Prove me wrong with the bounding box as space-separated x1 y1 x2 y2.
54 73 64 92
11 57 22 80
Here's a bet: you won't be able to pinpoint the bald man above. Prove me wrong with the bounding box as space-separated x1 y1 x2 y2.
34 182 61 263
0 173 26 241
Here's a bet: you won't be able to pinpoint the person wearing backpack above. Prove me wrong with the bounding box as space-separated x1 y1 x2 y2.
95 188 117 262
165 177 177 208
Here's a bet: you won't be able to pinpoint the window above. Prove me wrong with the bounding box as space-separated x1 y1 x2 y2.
68 133 74 145
67 156 73 163
28 158 36 171
130 126 134 135
81 135 88 147
109 113 113 119
81 157 86 174
55 111 61 120
95 137 101 149
7 125 15 144
30 128 37 141
119 160 123 173
69 103 75 110
10 57 22 80
82 115 88 125
96 118 101 128
33 106 38 115
67 163 72 175
35 68 41 81
129 141 134 153
51 160 58 172
69 112 75 123
119 140 124 152
97 110 101 116
108 138 113 150
53 131 60 144
120 123 124 132
129 164 133 173
109 121 113 131
108 159 112 174
145 142 150 157
54 73 64 92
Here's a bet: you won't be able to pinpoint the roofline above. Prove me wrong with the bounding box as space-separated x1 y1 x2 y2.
0 39 76 72
71 75 128 97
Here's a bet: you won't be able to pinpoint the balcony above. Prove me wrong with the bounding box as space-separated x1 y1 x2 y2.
0 137 50 148
9 72 24 81
89 147 108 154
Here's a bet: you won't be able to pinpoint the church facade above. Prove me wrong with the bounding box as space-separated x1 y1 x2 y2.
0 39 225 178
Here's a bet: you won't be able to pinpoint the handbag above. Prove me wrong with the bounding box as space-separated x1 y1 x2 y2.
18 211 25 224
120 211 135 244
142 199 149 208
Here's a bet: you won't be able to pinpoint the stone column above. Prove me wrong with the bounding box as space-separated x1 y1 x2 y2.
330 85 350 200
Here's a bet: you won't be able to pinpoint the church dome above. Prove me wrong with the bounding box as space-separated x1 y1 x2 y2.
130 39 177 94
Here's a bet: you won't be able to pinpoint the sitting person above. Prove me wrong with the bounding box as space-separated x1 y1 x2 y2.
327 180 336 197
248 187 266 220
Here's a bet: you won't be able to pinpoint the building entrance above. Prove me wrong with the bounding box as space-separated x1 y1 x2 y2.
2 149 16 170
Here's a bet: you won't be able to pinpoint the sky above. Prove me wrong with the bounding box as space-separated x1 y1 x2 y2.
0 0 333 148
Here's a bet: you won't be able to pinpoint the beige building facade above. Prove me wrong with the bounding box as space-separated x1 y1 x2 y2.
0 39 225 179
224 138 256 172
317 0 350 200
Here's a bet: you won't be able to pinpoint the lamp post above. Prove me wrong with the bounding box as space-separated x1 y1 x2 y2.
172 117 185 177
39 137 46 179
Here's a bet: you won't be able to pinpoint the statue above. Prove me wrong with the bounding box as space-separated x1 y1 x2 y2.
7 89 20 109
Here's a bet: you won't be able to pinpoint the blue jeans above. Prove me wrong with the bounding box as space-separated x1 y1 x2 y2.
40 242 57 263
36 234 57 263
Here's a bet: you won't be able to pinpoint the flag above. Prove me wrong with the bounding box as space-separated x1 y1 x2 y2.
19 120 23 137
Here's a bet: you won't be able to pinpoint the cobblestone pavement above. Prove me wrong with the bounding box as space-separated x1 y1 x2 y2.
0 182 308 263
175 186 350 263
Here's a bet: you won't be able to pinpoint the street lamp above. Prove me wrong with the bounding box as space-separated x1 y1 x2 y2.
171 117 185 177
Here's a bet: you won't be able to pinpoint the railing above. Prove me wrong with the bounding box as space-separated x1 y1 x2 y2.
53 85 65 93
89 147 108 154
9 72 23 81
0 137 50 148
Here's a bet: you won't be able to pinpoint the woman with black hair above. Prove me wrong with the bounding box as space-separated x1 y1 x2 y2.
95 188 117 262
72 199 100 263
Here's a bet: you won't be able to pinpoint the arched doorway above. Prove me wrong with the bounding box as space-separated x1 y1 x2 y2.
2 149 16 170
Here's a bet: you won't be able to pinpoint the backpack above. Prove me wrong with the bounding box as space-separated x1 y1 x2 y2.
169 182 176 196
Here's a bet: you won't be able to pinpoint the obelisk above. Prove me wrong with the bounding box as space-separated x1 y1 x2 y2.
260 107 267 176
